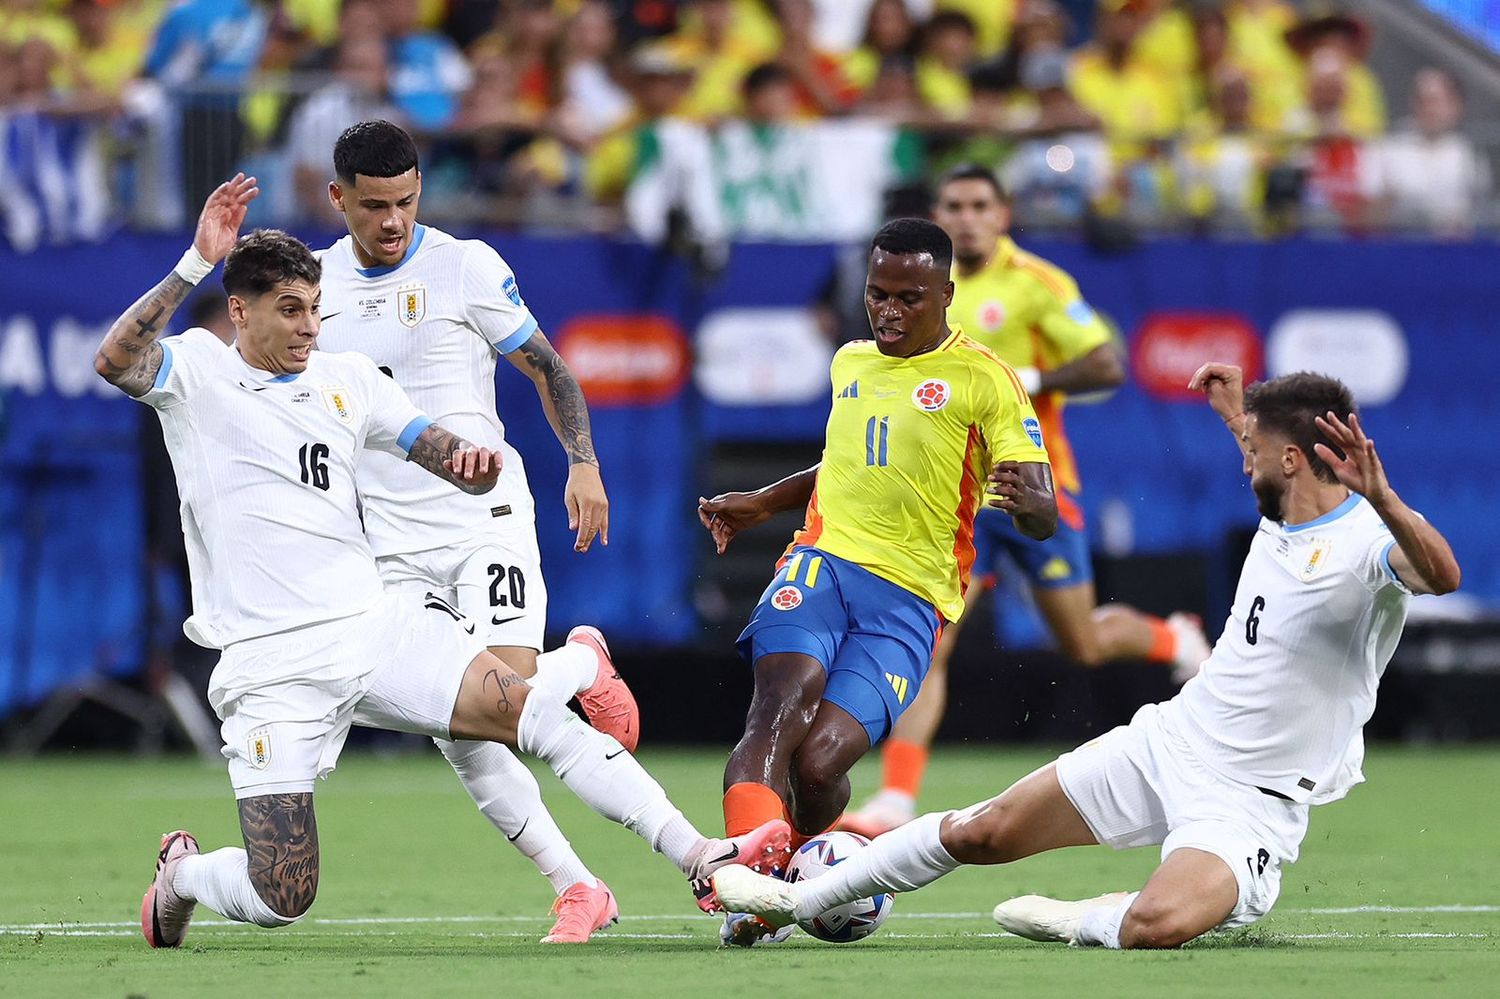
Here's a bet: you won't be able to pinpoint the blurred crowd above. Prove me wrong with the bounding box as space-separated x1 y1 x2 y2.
0 0 1492 250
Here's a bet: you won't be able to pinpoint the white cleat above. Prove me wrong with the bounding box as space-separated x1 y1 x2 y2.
992 892 1129 943
1166 612 1211 685
710 864 798 929
720 911 796 947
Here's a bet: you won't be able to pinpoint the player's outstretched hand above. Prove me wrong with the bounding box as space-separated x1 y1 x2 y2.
1188 362 1245 424
193 173 258 265
443 446 501 492
1314 411 1391 507
697 491 772 555
566 463 609 553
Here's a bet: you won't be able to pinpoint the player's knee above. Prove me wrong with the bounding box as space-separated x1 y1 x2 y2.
940 799 1026 864
1117 898 1201 950
249 869 319 923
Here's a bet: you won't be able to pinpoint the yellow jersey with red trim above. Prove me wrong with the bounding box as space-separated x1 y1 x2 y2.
790 326 1050 623
948 236 1111 527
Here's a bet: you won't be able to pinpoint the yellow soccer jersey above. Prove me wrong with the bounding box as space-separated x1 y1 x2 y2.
790 327 1049 623
948 236 1111 524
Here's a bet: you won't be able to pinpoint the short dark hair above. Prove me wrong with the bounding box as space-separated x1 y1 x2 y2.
1243 372 1356 484
743 61 792 97
870 217 953 273
222 230 321 298
935 163 1008 203
333 119 419 185
926 10 976 37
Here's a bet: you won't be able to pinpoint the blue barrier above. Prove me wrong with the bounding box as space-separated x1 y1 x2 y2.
2 233 1496 714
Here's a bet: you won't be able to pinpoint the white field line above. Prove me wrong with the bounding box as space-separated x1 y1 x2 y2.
3 904 1497 934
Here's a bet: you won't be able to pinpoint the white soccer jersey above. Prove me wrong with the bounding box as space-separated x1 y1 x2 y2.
316 224 540 557
1170 494 1412 805
136 328 431 650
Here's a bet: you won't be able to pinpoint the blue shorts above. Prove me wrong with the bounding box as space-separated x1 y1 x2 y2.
737 546 942 746
973 497 1093 590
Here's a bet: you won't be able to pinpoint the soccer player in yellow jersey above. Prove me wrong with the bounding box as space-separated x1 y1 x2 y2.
842 166 1211 838
697 218 1057 945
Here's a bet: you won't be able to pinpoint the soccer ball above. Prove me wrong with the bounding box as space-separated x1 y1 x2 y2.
785 831 893 943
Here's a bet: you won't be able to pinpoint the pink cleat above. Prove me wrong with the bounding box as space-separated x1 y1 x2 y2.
540 880 619 943
689 818 794 914
141 830 199 949
570 626 640 752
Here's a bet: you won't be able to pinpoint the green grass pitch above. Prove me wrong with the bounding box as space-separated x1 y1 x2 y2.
2 746 1496 998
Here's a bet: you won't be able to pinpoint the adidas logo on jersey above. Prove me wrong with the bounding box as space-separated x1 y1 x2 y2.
837 381 859 399
885 672 910 704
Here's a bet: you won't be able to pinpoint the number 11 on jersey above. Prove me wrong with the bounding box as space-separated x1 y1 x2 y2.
865 415 890 467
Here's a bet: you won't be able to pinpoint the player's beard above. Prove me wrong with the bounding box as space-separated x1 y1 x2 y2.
1253 478 1284 521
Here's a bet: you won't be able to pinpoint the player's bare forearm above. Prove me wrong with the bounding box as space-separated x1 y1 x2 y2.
238 793 319 917
1373 490 1462 595
989 461 1057 540
754 464 821 515
1038 343 1127 396
408 423 499 495
508 331 599 466
93 271 192 397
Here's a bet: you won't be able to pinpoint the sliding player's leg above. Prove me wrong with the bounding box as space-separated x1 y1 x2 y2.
714 761 1098 928
723 653 827 836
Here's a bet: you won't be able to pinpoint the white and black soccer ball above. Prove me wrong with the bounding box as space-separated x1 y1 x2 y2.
785 831 893 943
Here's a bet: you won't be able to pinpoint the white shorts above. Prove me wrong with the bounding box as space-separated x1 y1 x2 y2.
210 592 488 798
1055 702 1310 929
376 521 547 652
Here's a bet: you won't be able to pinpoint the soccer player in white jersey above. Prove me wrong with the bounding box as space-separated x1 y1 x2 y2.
97 176 792 950
711 361 1461 949
312 120 627 941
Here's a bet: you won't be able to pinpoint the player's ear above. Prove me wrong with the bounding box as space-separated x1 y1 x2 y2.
943 281 954 308
1282 444 1301 476
226 294 249 329
328 181 343 213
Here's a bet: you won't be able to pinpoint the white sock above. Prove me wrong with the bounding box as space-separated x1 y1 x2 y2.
1075 891 1139 949
435 738 597 894
515 689 703 872
528 643 599 702
172 847 299 927
792 811 959 922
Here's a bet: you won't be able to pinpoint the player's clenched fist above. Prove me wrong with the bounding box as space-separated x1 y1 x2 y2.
1188 362 1245 424
443 446 501 492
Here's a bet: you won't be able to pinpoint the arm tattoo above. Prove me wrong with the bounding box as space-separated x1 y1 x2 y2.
407 423 488 494
238 793 319 919
95 272 193 397
481 668 530 715
515 332 598 466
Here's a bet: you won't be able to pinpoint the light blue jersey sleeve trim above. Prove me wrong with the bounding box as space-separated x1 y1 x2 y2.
495 313 539 355
397 416 434 454
1380 539 1401 583
152 342 175 390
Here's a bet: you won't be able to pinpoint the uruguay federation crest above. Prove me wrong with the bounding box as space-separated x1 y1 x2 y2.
246 726 273 770
322 386 354 424
397 286 427 328
1299 538 1334 581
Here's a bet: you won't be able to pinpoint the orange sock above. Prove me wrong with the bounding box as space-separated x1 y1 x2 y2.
784 805 838 851
1144 616 1176 663
881 739 930 799
723 782 785 837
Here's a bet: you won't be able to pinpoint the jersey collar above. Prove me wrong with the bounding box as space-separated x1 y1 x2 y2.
1282 492 1361 533
992 235 1018 270
353 223 426 278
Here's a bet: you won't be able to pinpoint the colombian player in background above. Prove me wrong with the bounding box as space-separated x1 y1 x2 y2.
313 121 629 942
697 218 1057 945
104 178 793 950
713 362 1461 949
842 165 1210 838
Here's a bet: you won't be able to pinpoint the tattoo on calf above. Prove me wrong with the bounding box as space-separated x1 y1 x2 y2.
239 792 320 918
516 333 597 466
481 668 529 716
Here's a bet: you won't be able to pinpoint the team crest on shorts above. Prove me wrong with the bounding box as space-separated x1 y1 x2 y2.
321 386 354 424
912 379 950 411
246 726 273 770
771 585 803 610
397 286 427 328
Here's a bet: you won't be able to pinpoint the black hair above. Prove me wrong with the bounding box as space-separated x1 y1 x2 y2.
870 217 953 273
935 162 1008 203
1244 372 1356 484
333 119 419 185
926 10 976 38
742 61 793 96
222 229 321 299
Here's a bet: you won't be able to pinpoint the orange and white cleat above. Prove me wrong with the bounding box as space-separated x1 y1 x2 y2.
689 818 794 914
141 830 199 949
835 790 916 839
569 626 640 752
540 879 619 943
